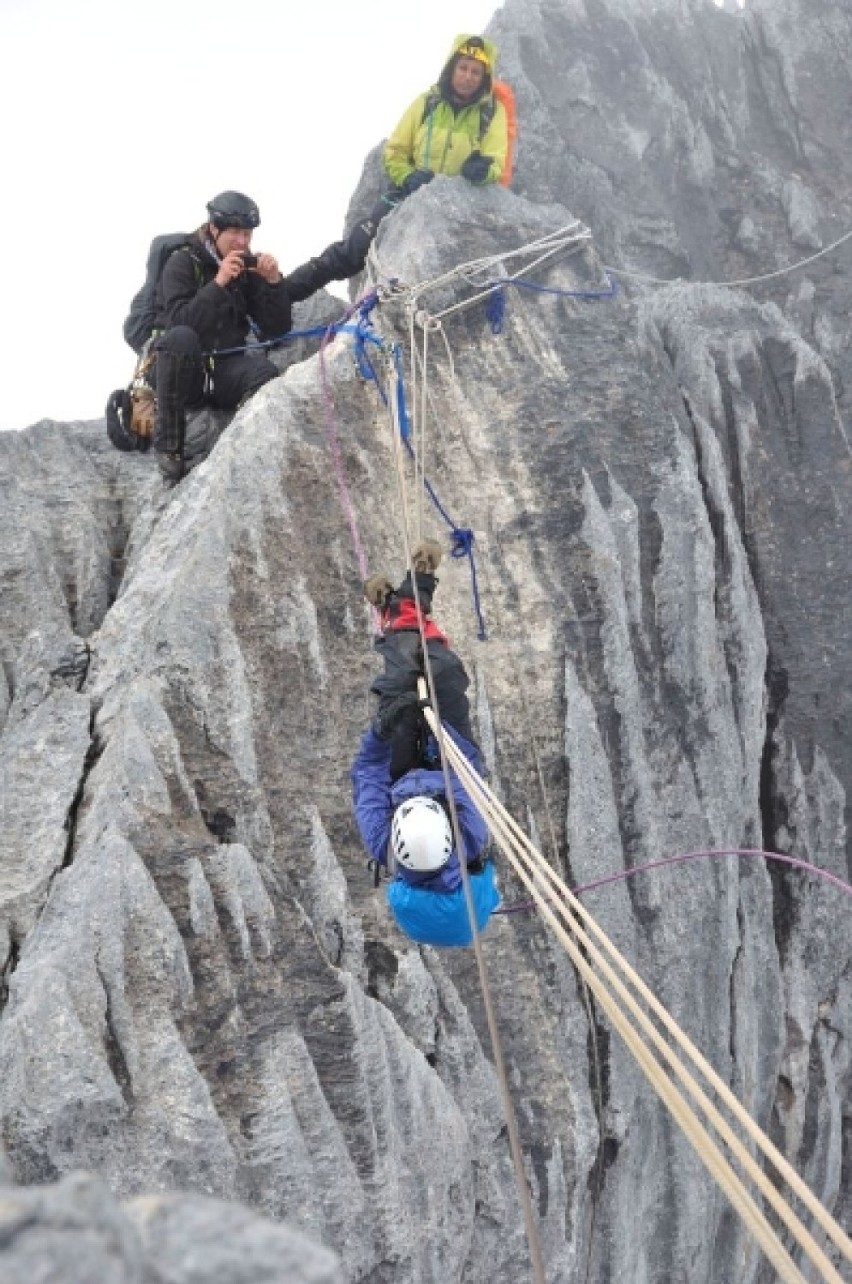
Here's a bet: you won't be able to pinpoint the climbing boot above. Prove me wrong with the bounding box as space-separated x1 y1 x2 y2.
412 539 442 575
157 451 186 484
364 573 393 609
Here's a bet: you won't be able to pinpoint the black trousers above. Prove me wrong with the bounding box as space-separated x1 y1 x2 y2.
371 631 476 781
151 325 279 455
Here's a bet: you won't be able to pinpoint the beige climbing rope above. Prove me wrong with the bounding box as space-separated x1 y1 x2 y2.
432 721 851 1283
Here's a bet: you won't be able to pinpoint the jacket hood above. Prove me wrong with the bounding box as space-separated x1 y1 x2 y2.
438 32 499 104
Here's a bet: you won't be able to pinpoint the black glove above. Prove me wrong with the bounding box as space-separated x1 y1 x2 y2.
373 691 428 741
461 152 493 185
401 168 434 195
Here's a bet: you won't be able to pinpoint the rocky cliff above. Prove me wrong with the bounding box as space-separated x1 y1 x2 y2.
1 0 850 1281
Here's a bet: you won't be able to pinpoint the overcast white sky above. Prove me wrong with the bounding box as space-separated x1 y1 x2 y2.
3 0 739 434
0 0 501 431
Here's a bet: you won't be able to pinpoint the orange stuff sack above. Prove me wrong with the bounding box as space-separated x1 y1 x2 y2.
493 80 517 187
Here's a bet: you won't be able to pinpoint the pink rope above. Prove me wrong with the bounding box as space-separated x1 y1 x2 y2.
318 297 372 583
496 848 852 915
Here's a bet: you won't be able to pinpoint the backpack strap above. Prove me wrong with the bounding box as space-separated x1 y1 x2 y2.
171 242 206 289
420 89 441 126
478 93 496 143
418 89 442 171
422 87 496 142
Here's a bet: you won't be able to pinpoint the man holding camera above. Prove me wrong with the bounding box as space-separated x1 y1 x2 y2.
151 190 369 481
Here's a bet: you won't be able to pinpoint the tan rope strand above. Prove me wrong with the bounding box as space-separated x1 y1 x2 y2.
473 554 609 1284
438 741 814 1282
438 732 850 1280
381 361 548 1283
466 748 852 1265
490 837 807 1284
369 309 848 1270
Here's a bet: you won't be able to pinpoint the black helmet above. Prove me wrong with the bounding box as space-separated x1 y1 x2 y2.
206 191 260 230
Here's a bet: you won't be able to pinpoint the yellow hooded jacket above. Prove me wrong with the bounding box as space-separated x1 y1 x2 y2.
383 34 508 188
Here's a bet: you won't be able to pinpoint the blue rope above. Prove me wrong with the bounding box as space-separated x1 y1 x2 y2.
207 292 383 359
486 287 507 335
208 322 359 359
480 270 620 333
352 310 487 640
507 271 620 299
493 271 620 304
393 345 412 441
412 461 487 641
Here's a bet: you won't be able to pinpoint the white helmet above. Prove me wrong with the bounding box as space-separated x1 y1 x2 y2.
391 796 453 872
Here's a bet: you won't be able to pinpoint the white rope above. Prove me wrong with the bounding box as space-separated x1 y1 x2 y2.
377 350 549 1284
356 205 852 1278
369 220 596 331
416 321 428 541
406 302 418 548
433 727 852 1280
406 220 589 298
605 224 852 290
427 231 593 325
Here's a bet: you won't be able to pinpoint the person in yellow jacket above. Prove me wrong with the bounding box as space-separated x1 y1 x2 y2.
348 34 509 261
384 33 508 193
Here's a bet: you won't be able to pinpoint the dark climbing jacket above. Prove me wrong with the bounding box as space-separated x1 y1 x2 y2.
155 233 293 353
124 223 366 356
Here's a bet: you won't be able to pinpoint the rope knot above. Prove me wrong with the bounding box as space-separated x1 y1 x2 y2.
451 527 475 558
486 286 507 334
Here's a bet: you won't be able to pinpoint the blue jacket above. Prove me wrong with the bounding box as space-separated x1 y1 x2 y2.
350 726 500 946
351 726 488 891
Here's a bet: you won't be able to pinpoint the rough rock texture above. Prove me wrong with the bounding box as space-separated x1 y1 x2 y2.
0 1171 344 1282
1 1 851 1282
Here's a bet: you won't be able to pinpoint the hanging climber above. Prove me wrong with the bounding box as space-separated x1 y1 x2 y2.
350 34 510 252
139 191 371 482
350 538 501 948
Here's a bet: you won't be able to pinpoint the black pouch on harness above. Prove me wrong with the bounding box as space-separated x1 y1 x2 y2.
105 352 156 453
105 384 155 452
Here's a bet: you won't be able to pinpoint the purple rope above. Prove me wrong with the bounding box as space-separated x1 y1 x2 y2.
495 848 852 915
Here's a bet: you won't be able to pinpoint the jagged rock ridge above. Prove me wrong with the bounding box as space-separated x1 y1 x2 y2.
1 1 850 1281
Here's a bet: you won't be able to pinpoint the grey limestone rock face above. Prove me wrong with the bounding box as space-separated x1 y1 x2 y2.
1 1 851 1281
0 1170 344 1283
